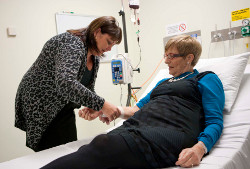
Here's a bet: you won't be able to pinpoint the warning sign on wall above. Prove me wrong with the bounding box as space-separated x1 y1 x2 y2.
231 8 250 21
166 21 188 36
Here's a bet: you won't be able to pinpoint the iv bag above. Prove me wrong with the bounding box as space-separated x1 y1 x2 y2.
129 0 139 9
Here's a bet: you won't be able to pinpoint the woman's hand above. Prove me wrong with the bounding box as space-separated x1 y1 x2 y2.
99 113 110 125
101 101 121 122
98 105 141 125
175 142 206 168
78 107 102 121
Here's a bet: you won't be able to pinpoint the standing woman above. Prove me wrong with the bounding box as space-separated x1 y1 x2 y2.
15 16 122 152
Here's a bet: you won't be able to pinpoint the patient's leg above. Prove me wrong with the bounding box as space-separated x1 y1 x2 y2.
40 134 149 169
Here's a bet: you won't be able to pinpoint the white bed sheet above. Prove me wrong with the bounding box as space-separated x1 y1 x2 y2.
1 65 250 169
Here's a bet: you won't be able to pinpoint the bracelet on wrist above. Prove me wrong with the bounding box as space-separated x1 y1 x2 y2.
117 106 125 118
198 141 207 154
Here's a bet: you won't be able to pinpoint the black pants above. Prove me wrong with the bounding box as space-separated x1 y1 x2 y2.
40 134 150 169
35 104 77 152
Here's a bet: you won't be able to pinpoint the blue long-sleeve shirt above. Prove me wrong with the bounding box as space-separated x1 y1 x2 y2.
136 69 225 152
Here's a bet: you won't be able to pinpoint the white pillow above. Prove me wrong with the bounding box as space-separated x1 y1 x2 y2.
195 52 250 113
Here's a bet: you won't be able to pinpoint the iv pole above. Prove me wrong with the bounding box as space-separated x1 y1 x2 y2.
119 0 131 106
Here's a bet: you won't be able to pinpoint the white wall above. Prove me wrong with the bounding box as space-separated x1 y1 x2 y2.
0 0 249 163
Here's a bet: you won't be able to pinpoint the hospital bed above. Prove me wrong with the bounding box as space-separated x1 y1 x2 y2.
1 52 250 169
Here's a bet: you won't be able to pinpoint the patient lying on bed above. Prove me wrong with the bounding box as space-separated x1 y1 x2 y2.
41 34 225 169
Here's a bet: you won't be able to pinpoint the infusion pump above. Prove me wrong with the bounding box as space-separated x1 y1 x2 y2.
111 53 133 85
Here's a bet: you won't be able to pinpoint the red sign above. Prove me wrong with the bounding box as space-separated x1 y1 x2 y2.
179 24 186 32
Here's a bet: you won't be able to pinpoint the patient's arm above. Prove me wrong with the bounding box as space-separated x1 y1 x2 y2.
175 141 206 168
119 105 140 119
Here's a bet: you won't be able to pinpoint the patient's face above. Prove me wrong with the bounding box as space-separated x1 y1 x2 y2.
165 47 190 77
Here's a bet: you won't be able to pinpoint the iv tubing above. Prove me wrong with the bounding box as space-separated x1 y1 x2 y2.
133 57 164 95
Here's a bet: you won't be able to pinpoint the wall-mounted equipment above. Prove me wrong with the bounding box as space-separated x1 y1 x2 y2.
210 26 243 43
241 19 250 48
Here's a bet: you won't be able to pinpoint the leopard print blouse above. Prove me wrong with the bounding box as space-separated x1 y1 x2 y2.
15 32 105 150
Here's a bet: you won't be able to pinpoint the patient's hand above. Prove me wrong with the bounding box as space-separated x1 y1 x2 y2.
175 142 205 168
78 107 102 121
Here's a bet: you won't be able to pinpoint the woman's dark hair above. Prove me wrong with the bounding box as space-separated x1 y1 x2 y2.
67 16 122 54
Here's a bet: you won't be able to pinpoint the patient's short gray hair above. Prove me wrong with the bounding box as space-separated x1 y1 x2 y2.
165 34 202 66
